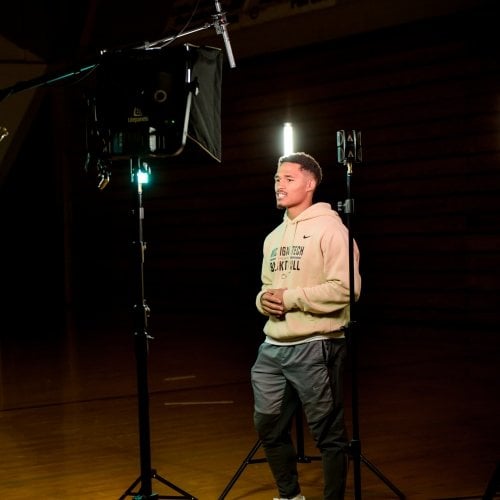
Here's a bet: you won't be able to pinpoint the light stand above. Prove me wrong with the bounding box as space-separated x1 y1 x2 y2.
87 41 222 500
337 130 405 499
119 158 196 500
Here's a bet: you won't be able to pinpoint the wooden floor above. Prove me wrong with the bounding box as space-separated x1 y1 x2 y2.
0 312 498 499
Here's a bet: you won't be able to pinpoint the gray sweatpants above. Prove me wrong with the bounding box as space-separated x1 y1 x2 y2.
251 338 348 500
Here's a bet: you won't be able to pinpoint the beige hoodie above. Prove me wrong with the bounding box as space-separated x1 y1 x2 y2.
256 202 361 342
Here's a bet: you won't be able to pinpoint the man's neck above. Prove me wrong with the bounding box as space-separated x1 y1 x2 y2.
287 201 313 220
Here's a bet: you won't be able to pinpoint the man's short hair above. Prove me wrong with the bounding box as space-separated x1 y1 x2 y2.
278 152 323 185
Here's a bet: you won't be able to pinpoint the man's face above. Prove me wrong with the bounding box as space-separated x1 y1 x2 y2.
274 162 315 215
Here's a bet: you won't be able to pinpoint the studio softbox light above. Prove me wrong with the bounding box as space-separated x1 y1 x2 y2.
87 43 222 162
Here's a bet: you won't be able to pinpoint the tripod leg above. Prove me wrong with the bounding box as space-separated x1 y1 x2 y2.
482 461 500 500
360 453 406 499
119 476 142 500
218 439 266 500
119 470 197 500
152 470 197 499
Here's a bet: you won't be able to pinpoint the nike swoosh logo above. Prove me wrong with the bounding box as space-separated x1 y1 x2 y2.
303 235 311 239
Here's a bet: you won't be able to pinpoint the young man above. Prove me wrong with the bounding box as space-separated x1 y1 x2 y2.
251 152 361 500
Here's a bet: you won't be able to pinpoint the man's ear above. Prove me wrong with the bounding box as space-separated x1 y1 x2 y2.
306 176 317 193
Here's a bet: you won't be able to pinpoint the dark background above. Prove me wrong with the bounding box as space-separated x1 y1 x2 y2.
1 0 499 391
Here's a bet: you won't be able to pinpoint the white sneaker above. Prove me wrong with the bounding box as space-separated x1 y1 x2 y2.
273 496 305 500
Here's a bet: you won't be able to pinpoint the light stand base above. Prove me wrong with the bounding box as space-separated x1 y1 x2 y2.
358 453 405 499
218 437 405 500
120 469 197 500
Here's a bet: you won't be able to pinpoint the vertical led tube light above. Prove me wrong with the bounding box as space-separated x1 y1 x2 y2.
283 122 294 155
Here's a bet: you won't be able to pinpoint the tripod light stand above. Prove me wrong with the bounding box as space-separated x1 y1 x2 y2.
119 159 197 500
337 129 405 500
85 43 222 500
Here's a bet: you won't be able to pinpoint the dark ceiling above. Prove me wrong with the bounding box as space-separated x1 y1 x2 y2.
1 0 179 63
0 0 488 67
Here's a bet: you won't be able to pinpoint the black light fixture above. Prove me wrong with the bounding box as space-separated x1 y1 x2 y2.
85 43 222 185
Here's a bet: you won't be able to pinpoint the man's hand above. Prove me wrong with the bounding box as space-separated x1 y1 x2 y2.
260 288 287 318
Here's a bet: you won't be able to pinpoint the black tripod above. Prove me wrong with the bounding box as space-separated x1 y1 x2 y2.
120 158 197 500
337 130 405 499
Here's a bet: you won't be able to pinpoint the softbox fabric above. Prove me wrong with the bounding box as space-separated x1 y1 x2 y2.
187 45 222 162
89 43 222 162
